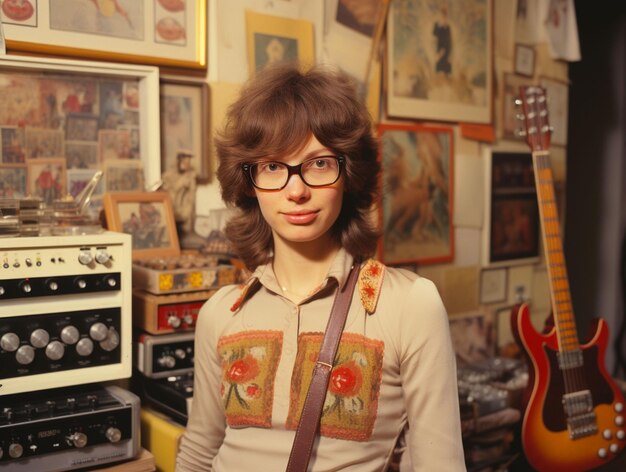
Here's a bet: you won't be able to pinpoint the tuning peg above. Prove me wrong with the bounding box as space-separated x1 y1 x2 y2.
541 125 554 134
514 97 523 106
515 112 525 121
515 128 527 137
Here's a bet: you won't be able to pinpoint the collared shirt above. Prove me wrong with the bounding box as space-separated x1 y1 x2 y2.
176 248 466 471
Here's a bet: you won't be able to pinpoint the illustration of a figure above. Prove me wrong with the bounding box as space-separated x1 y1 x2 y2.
432 5 452 77
35 164 57 204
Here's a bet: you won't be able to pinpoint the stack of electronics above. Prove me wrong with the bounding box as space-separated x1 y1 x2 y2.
130 225 241 427
0 231 142 471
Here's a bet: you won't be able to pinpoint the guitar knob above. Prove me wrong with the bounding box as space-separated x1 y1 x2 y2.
615 403 624 413
609 443 619 454
603 429 612 439
616 416 624 427
597 447 608 458
616 430 625 440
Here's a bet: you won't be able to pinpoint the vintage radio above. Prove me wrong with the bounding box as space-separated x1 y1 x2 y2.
135 331 194 379
140 372 193 426
132 257 240 295
0 232 132 395
0 383 140 471
132 288 215 334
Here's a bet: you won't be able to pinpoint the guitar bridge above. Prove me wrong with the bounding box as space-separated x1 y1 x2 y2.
562 390 598 439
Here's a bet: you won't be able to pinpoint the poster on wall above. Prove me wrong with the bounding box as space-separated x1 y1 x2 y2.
386 0 492 123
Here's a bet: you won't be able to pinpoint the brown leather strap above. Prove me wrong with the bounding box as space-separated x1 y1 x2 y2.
286 263 360 472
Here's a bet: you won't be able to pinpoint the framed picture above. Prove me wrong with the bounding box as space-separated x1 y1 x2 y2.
387 0 493 123
0 164 27 198
160 79 210 183
103 191 180 259
0 55 161 190
483 147 540 266
378 123 454 265
514 43 536 77
540 76 569 146
103 159 145 193
480 267 508 304
1 0 207 69
245 10 315 74
26 157 67 206
448 311 495 366
502 73 532 141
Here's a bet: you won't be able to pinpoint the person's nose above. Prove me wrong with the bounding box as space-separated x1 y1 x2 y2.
285 173 310 202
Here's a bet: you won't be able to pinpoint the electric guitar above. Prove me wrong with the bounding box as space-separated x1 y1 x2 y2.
511 86 626 471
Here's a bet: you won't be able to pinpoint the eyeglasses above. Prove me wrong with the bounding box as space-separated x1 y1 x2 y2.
242 156 344 190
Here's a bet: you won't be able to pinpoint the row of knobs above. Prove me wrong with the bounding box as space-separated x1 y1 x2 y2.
157 348 189 369
167 312 195 328
12 275 117 296
0 427 122 459
0 323 120 364
78 249 111 266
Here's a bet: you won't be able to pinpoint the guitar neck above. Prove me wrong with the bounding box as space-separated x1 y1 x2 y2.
532 150 579 353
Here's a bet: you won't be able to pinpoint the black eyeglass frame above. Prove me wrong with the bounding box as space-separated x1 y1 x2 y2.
242 156 345 190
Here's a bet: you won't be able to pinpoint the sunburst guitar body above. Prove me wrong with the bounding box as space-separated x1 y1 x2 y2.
512 86 626 471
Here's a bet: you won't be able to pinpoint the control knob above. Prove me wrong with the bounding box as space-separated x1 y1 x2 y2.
30 328 50 348
0 286 5 296
74 278 87 289
45 340 65 361
60 325 80 345
95 249 111 264
46 279 59 291
19 280 32 294
183 312 194 325
175 348 187 360
8 443 23 459
15 345 35 365
67 432 88 448
89 322 108 341
158 355 176 369
167 314 181 328
1 332 20 352
100 328 120 352
104 276 117 288
105 427 122 443
76 337 94 356
78 251 94 265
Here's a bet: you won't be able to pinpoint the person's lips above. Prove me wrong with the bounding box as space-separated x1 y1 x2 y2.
281 210 319 224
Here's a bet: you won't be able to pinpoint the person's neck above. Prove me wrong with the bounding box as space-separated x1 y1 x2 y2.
272 236 341 300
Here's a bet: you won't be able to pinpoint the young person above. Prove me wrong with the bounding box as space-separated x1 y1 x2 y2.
175 62 465 471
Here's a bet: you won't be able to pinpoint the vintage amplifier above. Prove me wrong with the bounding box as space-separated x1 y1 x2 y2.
0 383 140 471
140 372 193 426
135 331 194 379
0 232 132 395
132 257 240 295
132 288 215 334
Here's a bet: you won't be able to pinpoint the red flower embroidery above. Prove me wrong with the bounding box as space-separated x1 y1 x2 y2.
246 384 261 398
226 355 259 383
367 264 380 276
329 361 362 397
362 284 375 299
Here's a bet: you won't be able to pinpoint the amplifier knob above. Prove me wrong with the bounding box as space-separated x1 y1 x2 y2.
8 443 23 459
104 276 117 288
89 322 108 341
95 250 111 264
183 313 194 325
76 337 94 356
60 325 80 345
15 345 35 365
30 328 50 348
167 315 182 328
45 340 65 361
105 427 122 443
19 281 32 294
158 355 176 369
100 328 120 352
0 286 5 296
1 332 20 352
175 348 187 360
67 432 88 448
78 251 94 265
75 278 87 289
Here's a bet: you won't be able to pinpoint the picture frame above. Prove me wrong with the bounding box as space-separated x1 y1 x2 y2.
26 157 67 206
1 0 207 70
483 147 540 266
378 123 454 266
0 55 161 190
514 43 536 77
539 76 569 146
103 191 180 259
501 73 532 141
160 78 210 183
386 0 493 123
448 311 495 366
245 10 315 74
479 267 508 304
0 164 27 198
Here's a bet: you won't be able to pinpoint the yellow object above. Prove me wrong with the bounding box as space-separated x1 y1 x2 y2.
97 0 116 16
140 407 185 472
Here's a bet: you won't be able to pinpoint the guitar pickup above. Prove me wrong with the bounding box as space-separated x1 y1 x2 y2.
562 390 593 417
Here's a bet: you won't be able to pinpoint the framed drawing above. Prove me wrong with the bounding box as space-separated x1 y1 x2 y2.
386 0 492 123
0 164 27 198
540 76 569 146
245 10 315 74
479 267 508 304
378 123 454 266
514 43 535 77
448 311 495 366
26 157 67 206
1 0 207 69
160 79 210 183
103 191 180 259
483 147 540 266
502 73 532 141
0 55 160 190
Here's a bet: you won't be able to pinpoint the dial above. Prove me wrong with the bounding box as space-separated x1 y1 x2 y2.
167 315 181 328
158 355 176 369
19 281 32 293
95 249 111 264
15 345 35 365
45 340 65 361
89 322 108 341
8 443 23 459
1 332 20 352
60 325 80 345
100 328 120 352
76 337 94 356
67 432 88 448
30 328 50 348
105 427 122 443
78 251 94 265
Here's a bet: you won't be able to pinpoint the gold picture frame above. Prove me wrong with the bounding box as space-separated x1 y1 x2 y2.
103 191 180 260
245 10 315 74
2 0 207 70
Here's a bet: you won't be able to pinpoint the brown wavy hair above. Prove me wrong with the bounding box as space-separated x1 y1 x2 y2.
215 62 380 270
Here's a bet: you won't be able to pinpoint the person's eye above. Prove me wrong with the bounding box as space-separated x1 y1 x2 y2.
259 162 282 173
